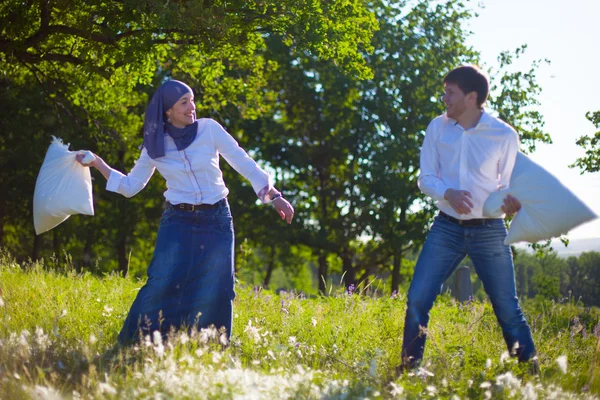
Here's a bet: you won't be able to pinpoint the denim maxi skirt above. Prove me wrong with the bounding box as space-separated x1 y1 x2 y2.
118 199 235 345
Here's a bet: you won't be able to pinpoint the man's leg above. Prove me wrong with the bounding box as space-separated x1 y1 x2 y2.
468 219 536 361
401 216 466 368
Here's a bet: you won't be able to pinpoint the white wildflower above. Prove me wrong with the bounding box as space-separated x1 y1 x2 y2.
288 336 297 346
416 367 434 378
13 372 20 380
102 305 113 317
451 395 461 400
179 332 189 345
521 382 537 400
152 331 165 358
97 382 117 395
89 334 97 345
244 321 261 343
19 330 30 347
468 379 473 388
267 350 276 360
219 332 229 346
426 385 437 394
35 327 50 351
212 351 222 364
312 317 317 327
389 382 404 397
556 355 567 374
152 331 162 346
32 385 62 400
495 371 521 391
484 390 492 399
479 381 492 389
59 309 67 318
442 378 448 388
500 351 510 366
485 358 492 369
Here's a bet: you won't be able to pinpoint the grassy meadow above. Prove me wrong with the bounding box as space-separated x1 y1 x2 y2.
0 249 599 399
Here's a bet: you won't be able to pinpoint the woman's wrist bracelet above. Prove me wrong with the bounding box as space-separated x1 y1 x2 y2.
270 192 282 202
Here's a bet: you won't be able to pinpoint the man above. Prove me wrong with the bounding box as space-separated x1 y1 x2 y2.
399 65 537 372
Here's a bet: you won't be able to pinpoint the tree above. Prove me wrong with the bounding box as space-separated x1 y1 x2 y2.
0 0 377 270
573 111 600 173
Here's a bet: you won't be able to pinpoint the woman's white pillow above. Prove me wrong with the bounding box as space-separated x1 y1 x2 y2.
33 137 94 235
483 152 597 244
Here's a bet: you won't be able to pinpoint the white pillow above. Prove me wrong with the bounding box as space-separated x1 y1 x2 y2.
483 152 597 244
33 137 95 235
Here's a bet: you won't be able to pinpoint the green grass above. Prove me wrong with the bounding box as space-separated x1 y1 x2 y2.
1 249 599 399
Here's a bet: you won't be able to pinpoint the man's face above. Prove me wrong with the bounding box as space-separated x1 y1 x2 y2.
443 82 470 120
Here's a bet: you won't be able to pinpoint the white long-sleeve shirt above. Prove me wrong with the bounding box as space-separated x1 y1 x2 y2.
106 118 272 205
417 111 519 219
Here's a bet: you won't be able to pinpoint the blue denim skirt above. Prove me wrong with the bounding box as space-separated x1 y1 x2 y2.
118 199 235 344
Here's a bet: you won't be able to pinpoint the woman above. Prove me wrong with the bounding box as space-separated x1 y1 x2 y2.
77 80 294 345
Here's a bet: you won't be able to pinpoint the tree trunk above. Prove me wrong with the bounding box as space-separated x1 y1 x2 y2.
318 251 328 294
341 250 355 289
31 233 42 261
116 147 129 275
263 243 276 288
52 229 61 269
391 252 402 295
117 228 128 275
82 231 94 272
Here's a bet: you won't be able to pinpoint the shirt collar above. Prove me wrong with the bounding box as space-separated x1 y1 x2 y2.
474 109 492 130
447 109 491 130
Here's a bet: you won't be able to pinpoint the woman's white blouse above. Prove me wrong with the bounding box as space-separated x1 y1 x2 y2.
106 118 272 205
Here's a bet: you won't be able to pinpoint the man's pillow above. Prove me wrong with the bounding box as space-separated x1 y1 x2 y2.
33 137 94 235
483 152 597 244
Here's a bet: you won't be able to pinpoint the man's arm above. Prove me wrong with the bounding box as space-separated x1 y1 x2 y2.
417 120 473 215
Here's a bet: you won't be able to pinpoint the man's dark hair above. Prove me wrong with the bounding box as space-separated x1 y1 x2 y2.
443 65 489 107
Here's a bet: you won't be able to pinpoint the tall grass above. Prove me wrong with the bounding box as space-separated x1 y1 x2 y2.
1 249 599 399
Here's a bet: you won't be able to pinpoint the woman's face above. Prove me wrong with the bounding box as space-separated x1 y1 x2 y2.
166 93 196 128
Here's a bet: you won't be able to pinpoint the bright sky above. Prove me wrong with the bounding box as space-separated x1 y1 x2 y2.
466 0 600 240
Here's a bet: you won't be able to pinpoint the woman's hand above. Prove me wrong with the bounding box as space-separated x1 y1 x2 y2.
272 197 295 224
75 151 111 180
75 151 98 167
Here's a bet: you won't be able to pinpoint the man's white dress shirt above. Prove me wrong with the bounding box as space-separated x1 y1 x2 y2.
106 118 272 205
418 111 519 219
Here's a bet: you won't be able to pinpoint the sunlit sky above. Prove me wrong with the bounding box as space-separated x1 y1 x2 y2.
466 0 600 240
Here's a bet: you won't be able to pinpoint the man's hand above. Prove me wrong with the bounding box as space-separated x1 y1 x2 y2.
501 194 521 216
444 188 473 215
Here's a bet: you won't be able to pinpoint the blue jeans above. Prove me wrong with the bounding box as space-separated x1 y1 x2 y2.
401 214 536 366
118 199 235 345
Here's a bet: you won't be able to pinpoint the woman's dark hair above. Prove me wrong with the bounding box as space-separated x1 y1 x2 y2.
444 65 489 107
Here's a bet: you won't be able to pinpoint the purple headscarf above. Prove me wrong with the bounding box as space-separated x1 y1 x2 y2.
143 80 198 159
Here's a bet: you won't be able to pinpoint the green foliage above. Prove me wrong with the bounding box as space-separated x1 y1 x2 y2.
572 111 600 173
1 253 599 398
0 0 554 298
487 45 553 153
0 0 377 274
